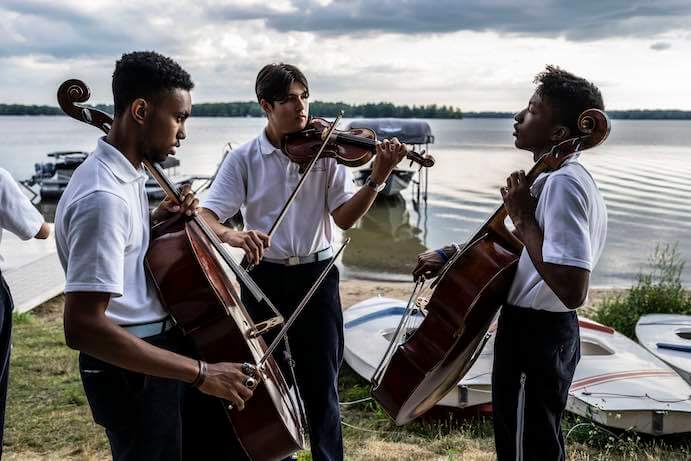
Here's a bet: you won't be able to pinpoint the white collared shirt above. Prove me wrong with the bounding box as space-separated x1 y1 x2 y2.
506 156 607 312
55 137 167 325
202 129 356 260
0 168 44 269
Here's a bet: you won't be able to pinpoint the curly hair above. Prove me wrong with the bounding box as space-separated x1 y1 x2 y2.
534 65 604 135
255 63 309 104
112 51 194 116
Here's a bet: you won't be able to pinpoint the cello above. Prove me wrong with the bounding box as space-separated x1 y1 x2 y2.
371 109 610 425
56 79 337 460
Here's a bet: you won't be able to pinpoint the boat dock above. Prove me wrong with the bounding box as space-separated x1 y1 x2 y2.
2 228 64 313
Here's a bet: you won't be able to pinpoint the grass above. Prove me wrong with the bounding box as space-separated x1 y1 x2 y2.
590 243 691 338
4 295 691 460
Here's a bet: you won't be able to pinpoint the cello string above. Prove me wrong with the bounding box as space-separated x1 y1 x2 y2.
148 162 283 315
283 337 308 429
371 279 425 386
257 239 350 367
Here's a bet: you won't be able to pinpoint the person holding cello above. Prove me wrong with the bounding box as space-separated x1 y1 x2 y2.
55 51 257 461
413 66 608 461
198 63 408 460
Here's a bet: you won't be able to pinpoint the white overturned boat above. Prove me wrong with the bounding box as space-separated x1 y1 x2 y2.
569 317 691 435
344 297 691 434
636 314 691 385
343 297 493 410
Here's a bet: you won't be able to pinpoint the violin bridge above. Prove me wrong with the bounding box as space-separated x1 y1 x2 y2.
247 316 285 339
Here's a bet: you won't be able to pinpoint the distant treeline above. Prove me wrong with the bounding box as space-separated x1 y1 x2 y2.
3 104 691 120
463 110 691 120
0 101 464 119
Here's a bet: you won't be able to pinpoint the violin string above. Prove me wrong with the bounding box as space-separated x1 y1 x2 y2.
265 112 344 240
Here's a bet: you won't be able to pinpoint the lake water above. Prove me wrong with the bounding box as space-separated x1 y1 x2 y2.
1 116 690 287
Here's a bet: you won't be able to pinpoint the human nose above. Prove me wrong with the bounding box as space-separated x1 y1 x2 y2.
178 122 187 140
514 109 526 122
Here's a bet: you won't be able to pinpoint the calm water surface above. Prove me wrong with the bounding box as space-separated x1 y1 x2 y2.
1 116 690 287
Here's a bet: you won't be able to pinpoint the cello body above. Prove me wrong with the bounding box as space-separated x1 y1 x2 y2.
147 217 303 460
372 109 610 425
372 217 521 424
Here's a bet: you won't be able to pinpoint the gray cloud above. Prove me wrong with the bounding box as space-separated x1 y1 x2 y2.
206 0 691 41
0 1 189 59
650 41 672 50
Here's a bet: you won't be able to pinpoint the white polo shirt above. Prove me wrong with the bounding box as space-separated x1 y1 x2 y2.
202 129 356 260
506 156 607 312
0 168 44 269
55 138 167 325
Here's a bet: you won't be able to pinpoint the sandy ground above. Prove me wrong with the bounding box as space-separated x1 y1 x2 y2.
340 279 623 313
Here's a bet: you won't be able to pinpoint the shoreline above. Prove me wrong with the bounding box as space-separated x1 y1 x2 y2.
339 279 623 312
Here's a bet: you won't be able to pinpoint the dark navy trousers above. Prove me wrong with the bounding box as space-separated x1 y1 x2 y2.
181 258 344 461
492 304 581 461
78 329 188 461
243 259 344 461
0 274 13 460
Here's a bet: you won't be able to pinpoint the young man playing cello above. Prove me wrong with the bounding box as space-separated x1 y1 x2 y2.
414 66 607 461
199 63 408 461
55 51 256 461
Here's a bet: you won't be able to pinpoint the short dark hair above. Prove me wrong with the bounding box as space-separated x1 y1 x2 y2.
534 65 604 135
112 51 194 116
255 63 309 104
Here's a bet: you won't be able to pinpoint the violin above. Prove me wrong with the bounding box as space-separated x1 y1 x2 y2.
281 117 435 173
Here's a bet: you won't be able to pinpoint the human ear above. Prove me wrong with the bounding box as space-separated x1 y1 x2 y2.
130 98 148 125
551 125 570 143
259 99 273 115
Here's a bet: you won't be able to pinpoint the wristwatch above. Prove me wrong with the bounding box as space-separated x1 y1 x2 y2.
365 175 386 193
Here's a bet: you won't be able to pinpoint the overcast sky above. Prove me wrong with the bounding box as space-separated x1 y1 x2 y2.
1 0 690 111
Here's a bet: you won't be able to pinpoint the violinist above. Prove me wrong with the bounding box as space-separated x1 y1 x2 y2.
55 51 256 461
198 63 407 461
413 66 607 461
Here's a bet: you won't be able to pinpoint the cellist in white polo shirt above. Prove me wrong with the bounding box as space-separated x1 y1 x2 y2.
55 51 257 461
198 63 408 461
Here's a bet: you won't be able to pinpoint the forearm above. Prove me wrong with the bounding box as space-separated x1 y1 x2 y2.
514 217 587 309
199 208 232 239
331 185 379 230
66 312 197 383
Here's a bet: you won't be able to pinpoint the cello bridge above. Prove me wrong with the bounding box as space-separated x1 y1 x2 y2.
247 316 284 339
415 296 429 309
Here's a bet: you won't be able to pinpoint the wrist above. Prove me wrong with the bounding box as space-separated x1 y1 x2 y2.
513 214 538 234
220 228 237 244
370 171 388 184
191 359 208 388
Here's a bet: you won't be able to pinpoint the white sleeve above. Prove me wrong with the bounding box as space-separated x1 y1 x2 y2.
540 175 593 271
201 151 246 222
327 163 356 213
0 169 44 240
62 192 130 296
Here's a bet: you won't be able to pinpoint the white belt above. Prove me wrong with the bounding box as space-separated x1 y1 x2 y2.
263 247 334 266
121 317 174 338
